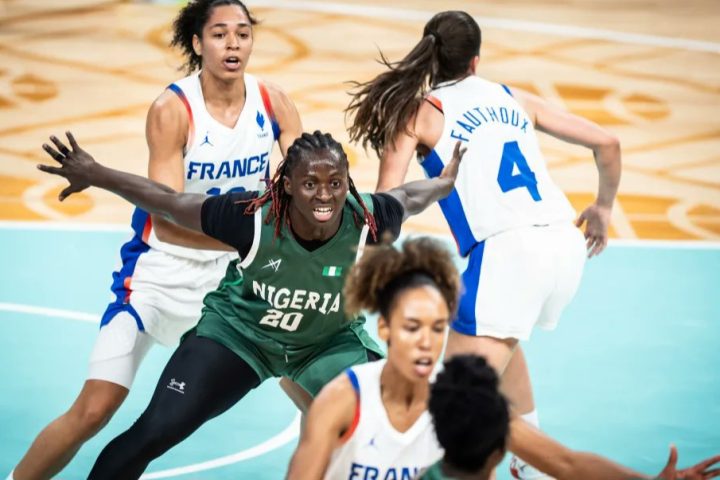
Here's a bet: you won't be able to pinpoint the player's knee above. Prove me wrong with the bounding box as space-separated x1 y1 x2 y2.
80 404 115 435
70 395 122 436
131 410 193 458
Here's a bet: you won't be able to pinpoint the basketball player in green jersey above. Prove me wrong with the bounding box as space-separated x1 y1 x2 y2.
38 130 465 477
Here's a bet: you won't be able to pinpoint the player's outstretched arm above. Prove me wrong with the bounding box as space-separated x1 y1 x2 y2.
509 417 720 480
39 131 206 232
514 87 621 258
385 140 466 221
285 375 356 480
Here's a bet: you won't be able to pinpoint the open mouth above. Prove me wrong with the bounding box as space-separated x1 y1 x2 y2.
413 357 434 377
313 206 333 222
223 56 241 70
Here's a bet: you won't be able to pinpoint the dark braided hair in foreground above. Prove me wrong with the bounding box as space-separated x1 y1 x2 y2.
171 0 258 74
344 237 460 318
430 354 510 474
244 131 377 241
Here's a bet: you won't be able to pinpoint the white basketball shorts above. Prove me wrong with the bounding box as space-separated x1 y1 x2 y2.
451 223 586 341
88 244 234 388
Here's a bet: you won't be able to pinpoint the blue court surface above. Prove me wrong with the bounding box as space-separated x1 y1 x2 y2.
1 224 718 479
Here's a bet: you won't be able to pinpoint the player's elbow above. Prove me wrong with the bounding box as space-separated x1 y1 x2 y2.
594 133 621 169
596 132 620 155
550 451 579 480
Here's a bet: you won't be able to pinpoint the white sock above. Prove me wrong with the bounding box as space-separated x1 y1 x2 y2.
6 470 15 480
520 409 540 429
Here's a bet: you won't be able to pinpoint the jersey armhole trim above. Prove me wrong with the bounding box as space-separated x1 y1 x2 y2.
339 368 361 444
239 208 262 268
424 95 444 114
258 81 281 142
354 224 370 262
140 214 152 244
167 83 195 153
501 84 513 97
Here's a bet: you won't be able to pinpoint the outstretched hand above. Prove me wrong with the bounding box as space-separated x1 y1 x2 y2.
38 132 96 201
656 445 720 479
575 202 611 258
439 141 467 184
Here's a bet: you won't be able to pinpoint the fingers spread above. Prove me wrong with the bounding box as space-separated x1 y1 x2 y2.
452 141 467 161
66 131 80 151
59 185 77 201
705 467 720 479
701 455 720 469
50 135 71 156
667 444 678 468
453 140 461 155
590 239 605 258
37 164 62 175
42 144 65 163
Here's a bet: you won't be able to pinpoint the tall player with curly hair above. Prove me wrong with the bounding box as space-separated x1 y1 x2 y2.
8 1 303 479
37 129 465 477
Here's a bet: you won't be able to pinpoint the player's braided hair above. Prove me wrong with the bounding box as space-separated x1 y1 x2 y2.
344 237 460 318
430 354 510 473
171 0 258 74
346 11 481 158
244 131 377 241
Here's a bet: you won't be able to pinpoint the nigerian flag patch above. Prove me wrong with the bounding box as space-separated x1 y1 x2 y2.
322 266 343 277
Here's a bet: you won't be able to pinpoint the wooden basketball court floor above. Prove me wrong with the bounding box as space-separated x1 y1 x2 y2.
0 0 719 239
0 1 719 478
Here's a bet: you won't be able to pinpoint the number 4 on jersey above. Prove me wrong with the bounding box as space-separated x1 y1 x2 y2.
497 141 542 201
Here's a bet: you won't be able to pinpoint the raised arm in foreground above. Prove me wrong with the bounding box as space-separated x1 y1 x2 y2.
39 132 206 232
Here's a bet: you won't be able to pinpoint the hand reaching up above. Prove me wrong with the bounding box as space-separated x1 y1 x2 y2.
38 132 97 201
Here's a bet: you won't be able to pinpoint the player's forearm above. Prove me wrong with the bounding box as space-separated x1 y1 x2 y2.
91 163 203 230
286 446 331 480
552 451 648 480
390 177 454 220
152 216 233 251
592 137 621 209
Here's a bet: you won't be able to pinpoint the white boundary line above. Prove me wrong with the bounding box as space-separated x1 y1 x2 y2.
141 412 301 479
0 302 99 323
0 220 130 232
0 302 301 476
3 221 719 249
251 0 720 54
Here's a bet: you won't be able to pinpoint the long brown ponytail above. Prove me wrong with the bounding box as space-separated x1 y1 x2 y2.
346 11 481 158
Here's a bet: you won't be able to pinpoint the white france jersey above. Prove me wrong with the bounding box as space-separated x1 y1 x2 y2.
131 71 278 261
324 360 443 480
421 76 575 257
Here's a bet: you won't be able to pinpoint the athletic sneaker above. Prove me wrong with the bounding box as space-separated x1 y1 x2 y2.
510 456 555 479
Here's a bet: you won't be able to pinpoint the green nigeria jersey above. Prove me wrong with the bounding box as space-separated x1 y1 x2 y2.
417 461 460 480
202 194 374 350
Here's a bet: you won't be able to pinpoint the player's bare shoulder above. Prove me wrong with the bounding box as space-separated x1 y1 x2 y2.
146 89 188 142
310 372 358 428
258 79 298 119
